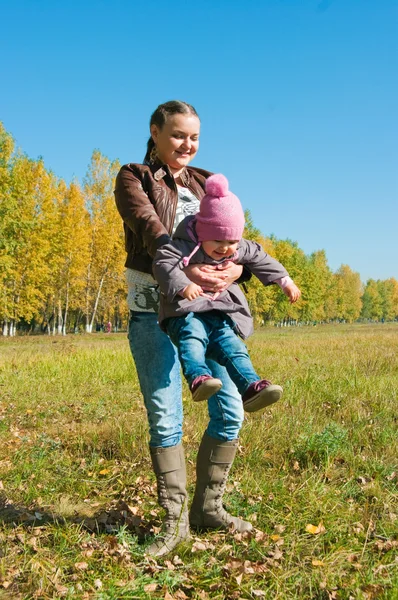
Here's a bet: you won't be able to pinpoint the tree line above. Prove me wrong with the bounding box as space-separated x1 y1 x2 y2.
0 122 397 336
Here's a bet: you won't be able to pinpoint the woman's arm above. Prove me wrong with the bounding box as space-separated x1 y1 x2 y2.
114 165 171 258
184 262 244 293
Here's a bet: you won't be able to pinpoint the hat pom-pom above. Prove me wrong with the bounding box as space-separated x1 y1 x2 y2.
205 174 229 197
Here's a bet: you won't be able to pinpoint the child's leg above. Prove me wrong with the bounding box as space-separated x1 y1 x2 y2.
205 313 283 412
206 319 259 393
165 313 222 402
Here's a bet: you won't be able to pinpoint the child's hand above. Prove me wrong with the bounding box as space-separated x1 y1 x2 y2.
181 283 204 301
283 282 301 303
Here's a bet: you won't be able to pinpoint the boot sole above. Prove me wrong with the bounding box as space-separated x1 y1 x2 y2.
192 378 223 402
243 384 283 413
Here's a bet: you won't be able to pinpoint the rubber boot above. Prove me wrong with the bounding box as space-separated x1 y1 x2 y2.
189 433 252 533
145 444 190 558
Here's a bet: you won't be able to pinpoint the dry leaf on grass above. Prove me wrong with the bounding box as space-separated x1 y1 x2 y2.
54 584 68 596
312 559 324 566
1 581 12 589
361 584 385 599
306 522 326 535
191 540 214 552
174 590 189 600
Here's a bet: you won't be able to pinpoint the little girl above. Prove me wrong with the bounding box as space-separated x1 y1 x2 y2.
153 174 301 413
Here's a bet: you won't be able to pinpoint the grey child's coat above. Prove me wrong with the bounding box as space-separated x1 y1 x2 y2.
152 216 288 339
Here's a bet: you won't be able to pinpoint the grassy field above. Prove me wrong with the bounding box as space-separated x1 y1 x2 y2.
0 323 397 600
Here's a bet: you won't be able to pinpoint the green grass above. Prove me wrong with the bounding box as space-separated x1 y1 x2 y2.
0 323 397 599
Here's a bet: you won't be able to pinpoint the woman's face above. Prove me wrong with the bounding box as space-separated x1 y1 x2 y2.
151 113 200 173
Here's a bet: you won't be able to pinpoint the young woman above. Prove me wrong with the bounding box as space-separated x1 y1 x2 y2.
114 101 252 557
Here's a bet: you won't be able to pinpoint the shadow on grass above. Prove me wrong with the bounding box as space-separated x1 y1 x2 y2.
0 492 156 542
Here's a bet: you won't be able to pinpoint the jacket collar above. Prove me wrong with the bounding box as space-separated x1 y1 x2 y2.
149 160 190 185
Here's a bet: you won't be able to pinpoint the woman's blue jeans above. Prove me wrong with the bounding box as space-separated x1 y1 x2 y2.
128 311 244 448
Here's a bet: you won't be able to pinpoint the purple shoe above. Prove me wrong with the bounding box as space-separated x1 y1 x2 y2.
191 375 223 402
242 379 283 413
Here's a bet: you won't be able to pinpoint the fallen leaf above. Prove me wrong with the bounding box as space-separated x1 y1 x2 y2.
361 584 384 599
74 561 88 570
54 584 68 596
191 541 209 552
306 523 326 535
252 591 266 598
312 559 324 566
99 469 110 475
144 583 158 592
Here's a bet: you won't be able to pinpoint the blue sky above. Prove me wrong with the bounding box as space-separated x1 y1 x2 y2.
1 0 397 283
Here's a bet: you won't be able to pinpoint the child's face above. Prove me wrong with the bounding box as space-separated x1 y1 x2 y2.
202 240 239 260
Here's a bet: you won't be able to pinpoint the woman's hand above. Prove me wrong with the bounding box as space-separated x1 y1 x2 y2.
183 261 243 293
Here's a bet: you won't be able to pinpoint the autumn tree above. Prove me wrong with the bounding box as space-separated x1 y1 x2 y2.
334 265 363 322
361 279 383 320
83 151 123 332
0 123 16 334
50 181 91 334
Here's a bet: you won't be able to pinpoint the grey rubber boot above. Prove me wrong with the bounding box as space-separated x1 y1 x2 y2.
189 433 252 533
145 444 190 558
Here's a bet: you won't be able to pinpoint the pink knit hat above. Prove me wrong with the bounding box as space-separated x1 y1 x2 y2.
195 174 245 242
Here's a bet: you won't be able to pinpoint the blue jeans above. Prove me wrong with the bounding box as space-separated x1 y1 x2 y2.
128 312 244 448
165 311 260 395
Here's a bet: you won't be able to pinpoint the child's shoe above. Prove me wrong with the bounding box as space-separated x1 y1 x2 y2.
242 379 283 413
191 375 223 402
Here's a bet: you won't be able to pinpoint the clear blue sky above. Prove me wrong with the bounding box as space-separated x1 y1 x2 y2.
1 0 397 283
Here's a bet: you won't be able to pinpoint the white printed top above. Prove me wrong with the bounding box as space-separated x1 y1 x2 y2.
125 186 200 312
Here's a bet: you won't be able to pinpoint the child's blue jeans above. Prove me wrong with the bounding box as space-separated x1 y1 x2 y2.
165 310 260 395
128 311 244 448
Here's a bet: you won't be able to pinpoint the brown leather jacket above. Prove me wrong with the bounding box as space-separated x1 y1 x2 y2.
114 162 212 273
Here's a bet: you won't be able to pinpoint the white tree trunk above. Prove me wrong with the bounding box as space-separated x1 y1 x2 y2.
85 261 92 333
88 275 106 334
62 284 69 336
57 300 63 335
2 321 8 336
52 303 56 335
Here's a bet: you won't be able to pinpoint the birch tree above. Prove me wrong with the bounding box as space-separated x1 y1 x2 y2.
0 123 16 334
83 151 123 332
334 265 363 322
53 181 91 334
